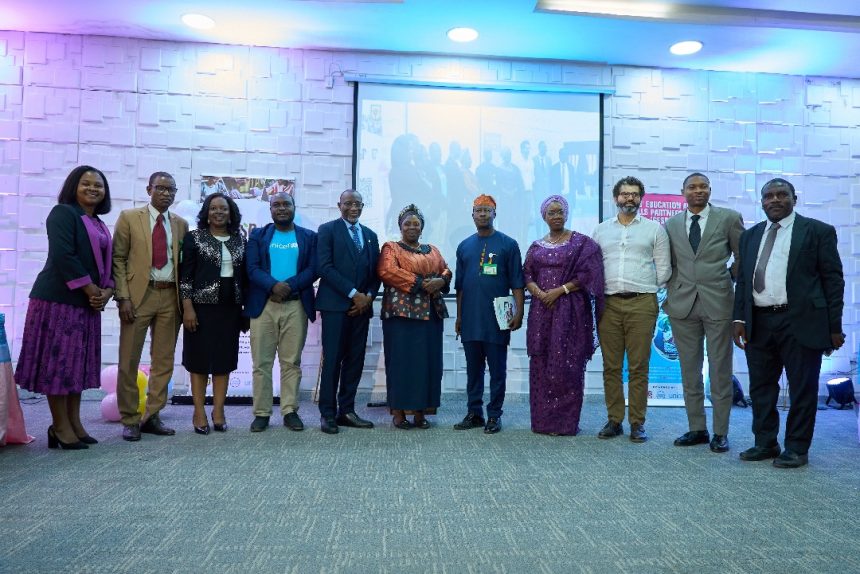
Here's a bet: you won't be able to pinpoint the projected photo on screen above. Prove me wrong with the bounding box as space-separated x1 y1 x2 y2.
355 83 602 261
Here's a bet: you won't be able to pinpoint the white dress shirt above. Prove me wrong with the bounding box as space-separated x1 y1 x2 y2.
593 213 672 294
685 204 711 237
751 211 795 307
147 203 174 282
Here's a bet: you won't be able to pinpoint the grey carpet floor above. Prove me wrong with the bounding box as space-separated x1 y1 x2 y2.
1 394 858 574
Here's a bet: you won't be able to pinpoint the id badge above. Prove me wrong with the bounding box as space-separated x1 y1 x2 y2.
482 263 498 276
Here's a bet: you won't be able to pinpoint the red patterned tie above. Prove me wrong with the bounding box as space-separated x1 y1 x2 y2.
152 214 168 269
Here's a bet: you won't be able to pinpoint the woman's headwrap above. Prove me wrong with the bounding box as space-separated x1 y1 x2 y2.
398 203 425 228
540 195 569 219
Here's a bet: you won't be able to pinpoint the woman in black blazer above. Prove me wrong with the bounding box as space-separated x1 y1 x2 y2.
180 193 247 434
15 166 114 449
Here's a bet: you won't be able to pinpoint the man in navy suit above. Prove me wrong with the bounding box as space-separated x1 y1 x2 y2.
733 178 844 468
245 192 318 432
315 189 381 434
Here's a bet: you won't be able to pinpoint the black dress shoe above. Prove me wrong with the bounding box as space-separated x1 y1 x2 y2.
336 412 374 428
140 415 175 436
283 412 304 431
320 417 339 434
629 423 648 443
709 434 729 453
674 430 710 447
250 416 269 432
597 420 623 439
414 418 431 430
392 417 413 430
484 418 502 434
739 444 781 461
122 423 141 442
453 413 485 430
194 424 211 435
772 449 808 468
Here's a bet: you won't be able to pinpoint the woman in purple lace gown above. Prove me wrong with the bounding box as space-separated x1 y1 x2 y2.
524 195 605 435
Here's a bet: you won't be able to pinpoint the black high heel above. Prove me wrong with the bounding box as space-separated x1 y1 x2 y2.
47 426 88 450
212 422 228 432
194 424 211 435
77 434 98 444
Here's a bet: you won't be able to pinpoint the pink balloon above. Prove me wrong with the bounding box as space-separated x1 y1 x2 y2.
100 365 119 394
138 364 151 377
100 393 121 422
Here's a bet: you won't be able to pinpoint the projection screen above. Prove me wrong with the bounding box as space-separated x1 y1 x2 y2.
354 82 603 262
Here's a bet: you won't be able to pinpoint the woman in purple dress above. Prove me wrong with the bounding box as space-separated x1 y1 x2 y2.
15 166 114 449
524 195 604 435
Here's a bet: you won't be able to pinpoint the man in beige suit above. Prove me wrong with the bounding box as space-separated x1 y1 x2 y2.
113 172 188 441
664 173 744 453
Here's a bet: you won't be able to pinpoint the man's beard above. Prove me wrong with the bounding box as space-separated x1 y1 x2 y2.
618 204 639 215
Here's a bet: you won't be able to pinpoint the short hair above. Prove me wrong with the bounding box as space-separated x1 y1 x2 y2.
612 176 645 197
57 165 112 215
268 192 294 206
761 178 796 197
148 171 173 187
196 192 242 234
682 172 710 189
339 189 362 203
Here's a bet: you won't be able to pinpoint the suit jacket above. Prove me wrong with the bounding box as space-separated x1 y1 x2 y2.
532 154 551 195
664 205 744 320
315 219 380 314
732 213 844 350
31 203 114 307
245 223 318 320
550 161 577 197
179 229 246 305
112 205 187 309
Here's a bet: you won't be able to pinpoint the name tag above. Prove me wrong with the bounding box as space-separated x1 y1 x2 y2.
482 264 498 276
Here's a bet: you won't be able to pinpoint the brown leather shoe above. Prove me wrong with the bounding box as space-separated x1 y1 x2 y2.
629 423 648 443
122 424 141 442
140 415 175 436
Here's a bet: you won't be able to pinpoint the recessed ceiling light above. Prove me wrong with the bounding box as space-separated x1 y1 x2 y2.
447 27 479 43
182 13 216 30
670 40 703 55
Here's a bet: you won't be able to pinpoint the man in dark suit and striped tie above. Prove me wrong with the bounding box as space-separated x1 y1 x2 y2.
315 190 381 434
733 178 844 468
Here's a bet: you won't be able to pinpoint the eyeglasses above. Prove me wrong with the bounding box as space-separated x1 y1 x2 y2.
153 185 177 195
617 192 641 199
472 207 494 214
545 209 565 217
341 201 364 208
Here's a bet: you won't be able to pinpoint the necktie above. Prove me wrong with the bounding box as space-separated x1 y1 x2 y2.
689 214 701 253
349 224 362 252
753 222 780 293
152 213 168 269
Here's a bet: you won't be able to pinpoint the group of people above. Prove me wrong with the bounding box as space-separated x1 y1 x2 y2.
15 166 844 469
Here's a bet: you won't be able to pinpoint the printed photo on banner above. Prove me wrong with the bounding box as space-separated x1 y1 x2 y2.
200 175 295 202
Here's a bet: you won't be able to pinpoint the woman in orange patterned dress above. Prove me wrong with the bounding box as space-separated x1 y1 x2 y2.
378 204 452 429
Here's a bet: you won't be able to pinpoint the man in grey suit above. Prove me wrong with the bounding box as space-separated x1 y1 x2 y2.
663 173 744 453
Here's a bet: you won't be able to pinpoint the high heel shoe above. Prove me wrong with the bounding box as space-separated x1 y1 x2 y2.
212 422 228 432
77 434 99 444
47 426 88 450
194 424 211 435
